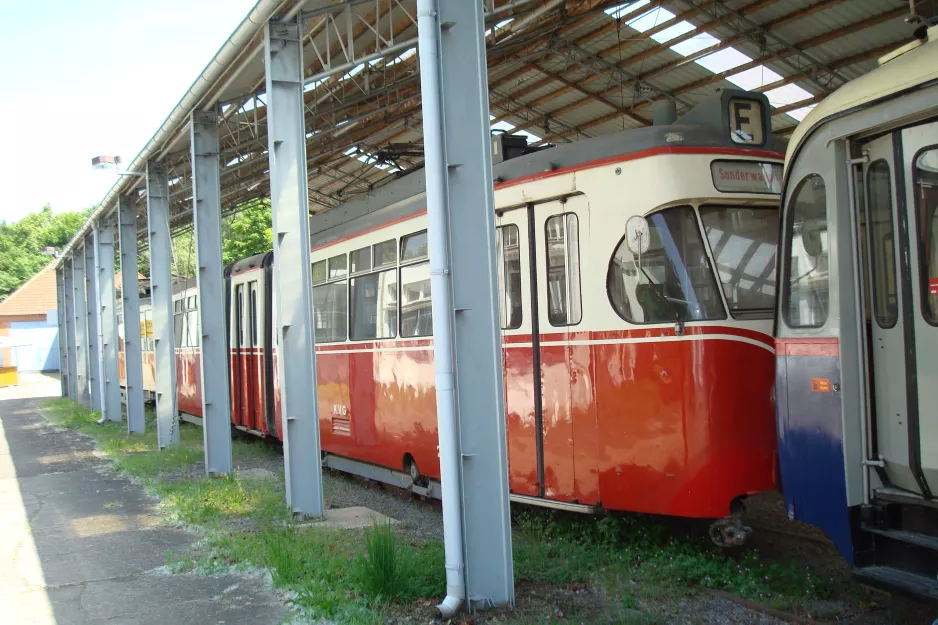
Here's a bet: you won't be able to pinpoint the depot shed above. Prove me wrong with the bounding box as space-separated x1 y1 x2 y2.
0 263 60 373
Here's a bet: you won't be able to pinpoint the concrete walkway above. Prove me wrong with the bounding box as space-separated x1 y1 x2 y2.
0 376 286 625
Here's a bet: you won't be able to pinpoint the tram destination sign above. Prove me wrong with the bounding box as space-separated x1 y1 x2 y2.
710 160 782 194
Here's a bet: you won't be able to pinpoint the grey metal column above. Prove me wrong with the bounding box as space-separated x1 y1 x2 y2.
96 219 122 423
264 20 325 517
72 246 90 405
84 235 101 412
63 260 77 401
191 109 233 475
147 162 179 448
56 267 69 398
118 196 146 434
417 0 513 613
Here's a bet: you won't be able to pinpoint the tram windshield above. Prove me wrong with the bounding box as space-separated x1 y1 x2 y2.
699 206 778 317
607 205 724 324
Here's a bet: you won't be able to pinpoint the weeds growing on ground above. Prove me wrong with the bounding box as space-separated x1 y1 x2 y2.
40 397 831 623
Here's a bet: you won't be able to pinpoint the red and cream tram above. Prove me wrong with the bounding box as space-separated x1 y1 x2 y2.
124 90 785 541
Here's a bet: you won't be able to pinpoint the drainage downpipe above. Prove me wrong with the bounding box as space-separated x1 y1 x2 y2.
416 0 466 619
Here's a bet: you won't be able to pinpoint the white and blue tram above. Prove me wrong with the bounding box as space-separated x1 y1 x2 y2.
776 25 938 599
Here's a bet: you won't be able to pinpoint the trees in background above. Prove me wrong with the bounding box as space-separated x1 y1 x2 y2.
0 205 89 300
0 198 274 300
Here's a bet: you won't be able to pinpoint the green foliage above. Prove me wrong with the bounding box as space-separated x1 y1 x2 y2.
511 508 829 610
355 522 412 601
0 204 89 300
222 198 272 265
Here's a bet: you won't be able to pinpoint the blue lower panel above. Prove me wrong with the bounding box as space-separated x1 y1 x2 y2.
776 353 854 563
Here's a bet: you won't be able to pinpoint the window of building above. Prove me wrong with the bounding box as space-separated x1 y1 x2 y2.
545 213 582 326
783 174 829 328
607 206 724 324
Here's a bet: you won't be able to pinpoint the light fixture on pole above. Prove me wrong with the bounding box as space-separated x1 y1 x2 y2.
91 155 144 177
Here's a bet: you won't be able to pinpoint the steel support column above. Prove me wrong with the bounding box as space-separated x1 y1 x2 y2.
56 267 69 398
264 20 325 517
417 0 513 614
96 219 122 423
63 260 77 401
147 162 179 448
72 247 90 405
191 109 233 475
84 236 101 412
118 196 146 434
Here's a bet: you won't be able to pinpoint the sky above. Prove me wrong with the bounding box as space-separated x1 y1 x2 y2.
0 0 257 224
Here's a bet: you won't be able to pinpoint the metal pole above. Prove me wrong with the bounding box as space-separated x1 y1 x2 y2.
417 0 513 616
56 268 69 398
190 109 233 476
63 259 77 401
118 196 146 434
72 246 90 405
84 235 101 412
96 218 122 423
264 19 325 517
147 161 180 448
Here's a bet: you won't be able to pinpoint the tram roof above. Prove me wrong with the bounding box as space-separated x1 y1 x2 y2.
785 26 938 164
53 0 927 266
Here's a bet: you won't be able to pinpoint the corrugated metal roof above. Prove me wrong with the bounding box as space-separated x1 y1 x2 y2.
56 0 926 253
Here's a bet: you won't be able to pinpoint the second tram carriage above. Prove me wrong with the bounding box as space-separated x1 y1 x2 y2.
123 90 785 542
776 26 938 598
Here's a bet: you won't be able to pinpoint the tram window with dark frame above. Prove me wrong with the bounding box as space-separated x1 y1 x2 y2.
249 283 259 347
783 174 830 329
400 231 433 337
350 268 398 341
913 146 938 325
188 296 200 347
607 206 724 325
545 213 582 326
699 205 778 318
866 159 898 329
374 239 397 268
312 252 349 343
496 224 523 329
173 299 184 346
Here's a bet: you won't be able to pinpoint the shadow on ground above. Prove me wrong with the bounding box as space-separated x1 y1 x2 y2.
0 375 286 625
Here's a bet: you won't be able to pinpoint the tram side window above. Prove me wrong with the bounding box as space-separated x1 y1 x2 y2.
185 296 200 347
497 225 523 329
914 147 938 324
350 269 398 341
312 254 348 343
607 206 724 324
173 299 184 346
545 213 582 326
784 175 830 328
867 160 898 328
401 231 433 337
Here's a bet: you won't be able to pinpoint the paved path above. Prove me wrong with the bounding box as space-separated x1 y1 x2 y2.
0 377 286 625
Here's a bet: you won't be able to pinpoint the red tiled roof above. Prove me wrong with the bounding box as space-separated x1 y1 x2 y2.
0 263 57 317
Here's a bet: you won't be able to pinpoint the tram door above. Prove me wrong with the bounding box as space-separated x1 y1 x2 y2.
857 123 938 497
230 276 264 433
496 208 541 497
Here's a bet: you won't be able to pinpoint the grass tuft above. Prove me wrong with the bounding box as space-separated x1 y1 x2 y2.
355 522 411 601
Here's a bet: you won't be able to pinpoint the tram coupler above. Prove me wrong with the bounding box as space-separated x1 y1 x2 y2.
709 516 752 547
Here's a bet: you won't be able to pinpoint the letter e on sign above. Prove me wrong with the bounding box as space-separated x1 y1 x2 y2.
811 378 831 393
728 98 763 145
